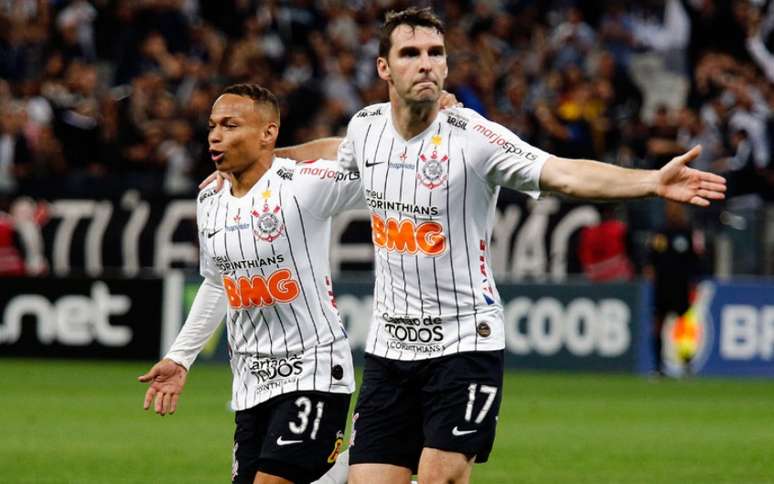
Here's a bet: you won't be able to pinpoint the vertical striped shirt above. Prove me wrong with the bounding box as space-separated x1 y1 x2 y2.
194 157 363 410
340 103 550 360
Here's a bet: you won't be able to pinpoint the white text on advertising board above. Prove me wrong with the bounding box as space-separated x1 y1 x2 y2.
721 305 774 360
0 282 132 346
504 297 630 357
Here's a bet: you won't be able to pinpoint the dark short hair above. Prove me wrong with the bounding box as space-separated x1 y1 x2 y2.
221 83 280 121
378 7 445 58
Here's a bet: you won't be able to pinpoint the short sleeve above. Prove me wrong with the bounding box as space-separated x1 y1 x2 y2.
465 110 551 198
337 137 358 172
293 159 366 218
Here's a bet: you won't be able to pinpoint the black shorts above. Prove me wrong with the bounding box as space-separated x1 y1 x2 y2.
349 350 504 473
232 391 350 484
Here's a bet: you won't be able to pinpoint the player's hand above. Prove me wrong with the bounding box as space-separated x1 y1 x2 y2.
198 171 226 192
138 359 188 416
439 90 462 109
656 145 726 207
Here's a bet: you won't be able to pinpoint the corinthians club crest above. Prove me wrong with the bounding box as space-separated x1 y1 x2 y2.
417 134 448 190
252 189 284 242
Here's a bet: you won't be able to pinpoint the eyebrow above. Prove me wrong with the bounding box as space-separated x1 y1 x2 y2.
209 115 238 124
397 45 445 56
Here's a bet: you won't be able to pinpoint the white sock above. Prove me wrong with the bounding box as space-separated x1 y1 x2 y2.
311 449 349 484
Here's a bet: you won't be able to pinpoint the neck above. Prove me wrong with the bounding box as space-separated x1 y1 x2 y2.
230 152 273 198
390 92 439 140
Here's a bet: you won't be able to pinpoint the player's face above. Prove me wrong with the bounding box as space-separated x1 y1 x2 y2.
378 25 448 104
207 94 273 173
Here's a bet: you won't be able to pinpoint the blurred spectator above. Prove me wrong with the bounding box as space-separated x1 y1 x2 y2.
628 0 691 119
549 6 595 71
322 49 362 117
0 101 33 195
646 104 680 168
160 119 196 195
0 0 768 210
714 129 774 201
578 205 634 282
56 0 97 62
0 209 24 276
644 201 705 376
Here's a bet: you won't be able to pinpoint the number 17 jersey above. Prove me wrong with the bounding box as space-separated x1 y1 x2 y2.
341 103 550 361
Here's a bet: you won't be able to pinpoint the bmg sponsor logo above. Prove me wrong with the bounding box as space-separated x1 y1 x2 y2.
223 269 299 309
370 214 446 256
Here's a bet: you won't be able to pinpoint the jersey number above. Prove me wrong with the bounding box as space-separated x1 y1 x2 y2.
289 397 325 440
464 384 498 424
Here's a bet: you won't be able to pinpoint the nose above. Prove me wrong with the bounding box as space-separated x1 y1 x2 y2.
418 51 432 73
208 125 221 145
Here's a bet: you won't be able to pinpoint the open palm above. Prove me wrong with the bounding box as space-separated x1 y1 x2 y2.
138 359 188 416
657 146 726 207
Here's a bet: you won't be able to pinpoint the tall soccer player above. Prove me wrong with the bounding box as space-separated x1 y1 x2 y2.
336 7 727 484
138 84 364 484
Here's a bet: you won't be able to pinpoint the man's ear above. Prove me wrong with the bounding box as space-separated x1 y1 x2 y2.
263 121 279 146
377 56 391 81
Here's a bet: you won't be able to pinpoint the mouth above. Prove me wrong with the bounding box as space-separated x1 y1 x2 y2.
209 149 224 163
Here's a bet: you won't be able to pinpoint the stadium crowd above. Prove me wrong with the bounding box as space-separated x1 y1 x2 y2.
1 0 773 202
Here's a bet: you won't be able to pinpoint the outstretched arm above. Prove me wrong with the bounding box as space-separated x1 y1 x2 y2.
199 92 463 190
197 138 345 191
275 137 343 161
539 146 726 206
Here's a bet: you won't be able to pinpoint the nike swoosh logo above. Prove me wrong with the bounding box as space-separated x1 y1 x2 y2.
364 159 385 168
207 229 222 239
276 436 304 446
452 426 478 436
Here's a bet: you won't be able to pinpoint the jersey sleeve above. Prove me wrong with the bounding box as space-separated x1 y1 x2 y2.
165 278 227 370
339 102 388 172
465 110 551 198
337 136 359 172
196 185 222 283
293 159 366 219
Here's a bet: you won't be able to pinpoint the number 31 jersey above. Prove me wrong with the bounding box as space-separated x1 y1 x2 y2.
196 157 363 410
340 104 550 361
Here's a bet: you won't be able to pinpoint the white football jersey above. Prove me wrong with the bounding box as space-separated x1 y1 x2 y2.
197 157 364 410
341 103 550 360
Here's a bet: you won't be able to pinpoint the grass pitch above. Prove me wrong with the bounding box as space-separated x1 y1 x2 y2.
1 359 773 484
